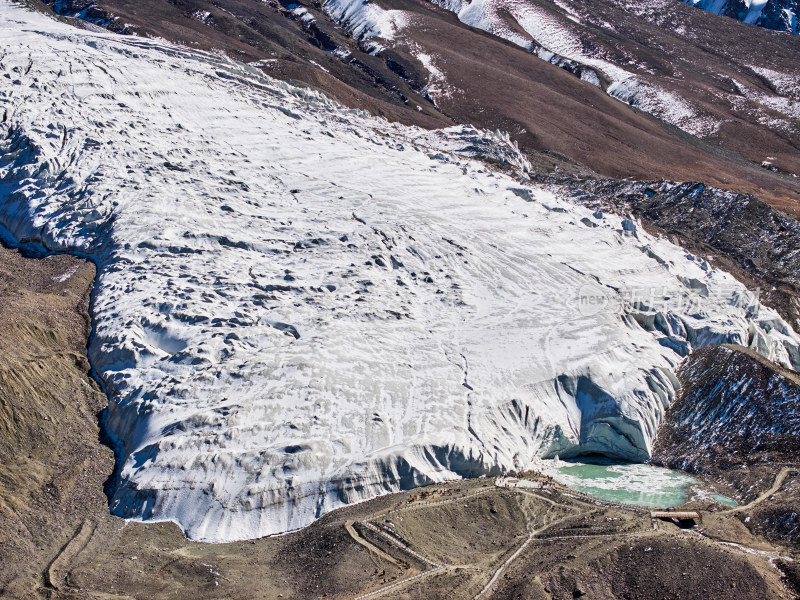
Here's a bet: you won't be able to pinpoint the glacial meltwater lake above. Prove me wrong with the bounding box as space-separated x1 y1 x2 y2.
538 458 737 508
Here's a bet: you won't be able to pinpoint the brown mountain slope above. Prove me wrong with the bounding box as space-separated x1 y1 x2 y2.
0 246 114 596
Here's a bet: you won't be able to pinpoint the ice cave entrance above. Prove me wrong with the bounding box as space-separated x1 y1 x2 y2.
539 457 736 508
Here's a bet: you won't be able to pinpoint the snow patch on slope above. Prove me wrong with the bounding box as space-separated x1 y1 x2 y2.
1 2 798 542
607 79 720 138
728 76 800 136
747 65 800 121
426 0 720 137
403 42 456 104
749 65 800 99
322 0 409 43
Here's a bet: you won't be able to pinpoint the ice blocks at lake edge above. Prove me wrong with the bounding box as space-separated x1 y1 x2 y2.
1 2 798 541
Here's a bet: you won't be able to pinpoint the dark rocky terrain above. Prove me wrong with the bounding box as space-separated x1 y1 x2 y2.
563 178 800 328
653 344 800 549
652 345 800 474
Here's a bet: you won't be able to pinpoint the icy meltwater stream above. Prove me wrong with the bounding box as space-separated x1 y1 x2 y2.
542 459 737 507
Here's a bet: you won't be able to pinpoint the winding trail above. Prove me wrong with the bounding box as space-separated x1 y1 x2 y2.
343 468 800 600
472 517 566 600
344 478 657 600
349 567 449 600
360 521 444 569
471 508 652 600
344 484 513 599
345 520 401 566
722 467 796 514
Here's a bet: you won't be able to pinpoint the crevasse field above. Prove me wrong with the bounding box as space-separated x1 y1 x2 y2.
1 2 798 542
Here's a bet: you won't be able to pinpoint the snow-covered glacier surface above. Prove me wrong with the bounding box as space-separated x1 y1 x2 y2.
1 2 799 542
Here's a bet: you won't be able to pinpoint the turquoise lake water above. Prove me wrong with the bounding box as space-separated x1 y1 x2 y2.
710 494 738 507
539 458 736 508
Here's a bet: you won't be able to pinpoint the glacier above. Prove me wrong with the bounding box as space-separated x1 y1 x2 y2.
1 1 799 542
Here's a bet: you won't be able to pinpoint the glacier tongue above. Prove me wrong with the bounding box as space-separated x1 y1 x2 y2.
1 2 799 542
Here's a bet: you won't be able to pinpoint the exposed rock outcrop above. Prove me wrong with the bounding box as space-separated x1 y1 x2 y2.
652 344 800 473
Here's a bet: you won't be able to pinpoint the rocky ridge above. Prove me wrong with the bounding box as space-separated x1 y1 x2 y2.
652 344 800 473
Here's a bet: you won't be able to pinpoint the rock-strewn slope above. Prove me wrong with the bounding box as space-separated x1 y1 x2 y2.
652 344 800 473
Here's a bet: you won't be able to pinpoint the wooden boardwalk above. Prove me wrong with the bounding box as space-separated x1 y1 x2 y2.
650 510 702 523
